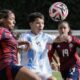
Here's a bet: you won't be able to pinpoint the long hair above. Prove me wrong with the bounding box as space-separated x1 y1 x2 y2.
0 9 14 26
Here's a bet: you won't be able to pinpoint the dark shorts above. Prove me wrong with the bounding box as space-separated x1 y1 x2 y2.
0 63 22 80
61 65 80 80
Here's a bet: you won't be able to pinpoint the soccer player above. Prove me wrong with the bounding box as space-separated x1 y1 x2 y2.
48 21 80 80
0 9 41 80
18 12 57 80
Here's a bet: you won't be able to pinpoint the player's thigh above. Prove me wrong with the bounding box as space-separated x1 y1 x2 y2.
15 66 41 80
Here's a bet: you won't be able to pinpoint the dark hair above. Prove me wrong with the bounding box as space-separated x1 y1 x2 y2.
58 21 72 35
0 9 14 19
27 12 44 23
0 9 14 26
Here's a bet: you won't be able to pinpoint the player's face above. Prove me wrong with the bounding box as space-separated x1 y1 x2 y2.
30 18 44 35
58 22 70 35
5 13 16 30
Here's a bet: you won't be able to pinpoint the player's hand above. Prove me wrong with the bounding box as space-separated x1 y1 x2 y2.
18 40 31 51
46 43 52 50
59 34 72 42
51 62 60 71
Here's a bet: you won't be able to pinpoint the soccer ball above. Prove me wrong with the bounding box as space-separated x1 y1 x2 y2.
49 2 68 21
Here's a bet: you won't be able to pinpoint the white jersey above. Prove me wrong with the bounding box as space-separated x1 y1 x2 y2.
19 31 56 78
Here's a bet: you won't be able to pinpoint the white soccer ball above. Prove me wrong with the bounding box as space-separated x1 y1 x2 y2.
49 2 68 21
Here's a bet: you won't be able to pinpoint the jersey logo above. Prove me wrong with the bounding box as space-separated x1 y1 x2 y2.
36 41 41 47
57 45 60 48
69 43 73 48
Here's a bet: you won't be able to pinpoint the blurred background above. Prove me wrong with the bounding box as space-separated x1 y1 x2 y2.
1 1 80 79
0 0 80 30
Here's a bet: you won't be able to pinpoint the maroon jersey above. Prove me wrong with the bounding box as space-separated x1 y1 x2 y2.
49 35 80 71
0 27 18 70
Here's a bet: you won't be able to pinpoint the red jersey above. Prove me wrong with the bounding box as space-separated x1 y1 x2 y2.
49 35 80 71
0 27 18 70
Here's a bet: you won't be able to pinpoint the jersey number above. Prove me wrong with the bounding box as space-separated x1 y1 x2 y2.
62 49 69 57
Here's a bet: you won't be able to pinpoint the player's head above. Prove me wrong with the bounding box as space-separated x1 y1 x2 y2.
58 21 72 35
27 12 45 35
0 9 16 30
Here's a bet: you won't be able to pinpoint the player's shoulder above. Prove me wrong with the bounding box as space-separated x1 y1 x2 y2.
71 35 79 41
0 27 9 31
43 32 56 39
20 31 31 37
0 27 10 34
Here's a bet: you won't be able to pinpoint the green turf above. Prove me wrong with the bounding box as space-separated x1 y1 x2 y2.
53 71 63 80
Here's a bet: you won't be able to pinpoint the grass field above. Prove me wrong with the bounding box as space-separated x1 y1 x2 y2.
53 71 63 80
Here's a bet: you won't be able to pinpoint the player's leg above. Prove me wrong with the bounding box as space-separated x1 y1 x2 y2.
60 70 67 80
79 77 80 80
66 66 79 80
0 64 40 80
15 66 41 80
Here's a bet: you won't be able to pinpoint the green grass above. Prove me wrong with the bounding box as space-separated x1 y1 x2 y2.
53 71 63 80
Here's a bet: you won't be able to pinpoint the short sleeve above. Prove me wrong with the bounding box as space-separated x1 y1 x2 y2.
0 28 11 40
47 34 56 43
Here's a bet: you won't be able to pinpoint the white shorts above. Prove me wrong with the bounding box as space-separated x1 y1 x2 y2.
30 61 53 80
